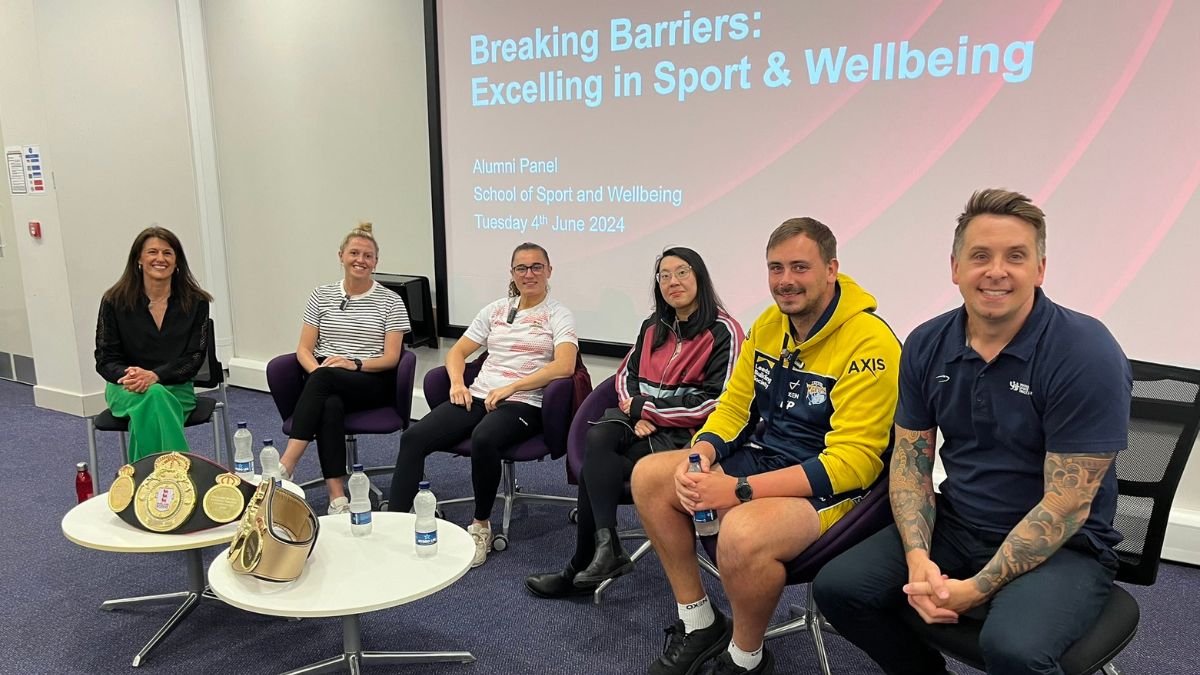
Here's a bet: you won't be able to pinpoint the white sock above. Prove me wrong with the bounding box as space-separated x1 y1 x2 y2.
677 596 715 633
728 641 763 670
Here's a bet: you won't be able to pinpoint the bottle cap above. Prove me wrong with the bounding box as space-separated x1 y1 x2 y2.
352 464 365 473
419 481 430 490
263 439 274 446
688 453 701 463
237 421 248 428
76 462 88 471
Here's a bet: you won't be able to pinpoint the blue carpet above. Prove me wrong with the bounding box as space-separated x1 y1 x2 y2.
1 379 1196 674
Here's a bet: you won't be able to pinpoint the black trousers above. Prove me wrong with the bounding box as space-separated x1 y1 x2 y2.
387 398 542 520
288 366 394 479
813 499 1117 675
570 421 652 568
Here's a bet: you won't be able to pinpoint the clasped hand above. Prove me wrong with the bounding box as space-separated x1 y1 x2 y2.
318 355 356 370
118 366 159 393
902 556 986 624
673 453 737 514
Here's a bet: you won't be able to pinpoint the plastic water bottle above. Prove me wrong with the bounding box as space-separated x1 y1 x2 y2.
348 464 372 536
413 481 438 557
260 439 281 482
689 453 720 536
233 422 254 479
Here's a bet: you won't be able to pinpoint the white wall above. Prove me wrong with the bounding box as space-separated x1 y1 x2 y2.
202 0 434 377
0 117 34 373
0 0 207 413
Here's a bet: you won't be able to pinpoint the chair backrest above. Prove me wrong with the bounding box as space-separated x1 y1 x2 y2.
193 319 223 389
566 375 619 484
392 349 418 426
1112 359 1200 585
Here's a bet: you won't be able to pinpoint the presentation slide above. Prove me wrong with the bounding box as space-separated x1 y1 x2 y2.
436 0 1199 367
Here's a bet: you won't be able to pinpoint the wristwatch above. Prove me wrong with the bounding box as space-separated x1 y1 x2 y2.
735 477 753 503
352 358 363 371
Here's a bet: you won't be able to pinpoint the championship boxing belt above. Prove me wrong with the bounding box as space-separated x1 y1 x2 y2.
228 479 320 583
107 452 257 533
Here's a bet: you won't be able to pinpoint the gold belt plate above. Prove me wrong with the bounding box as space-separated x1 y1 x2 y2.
133 452 198 532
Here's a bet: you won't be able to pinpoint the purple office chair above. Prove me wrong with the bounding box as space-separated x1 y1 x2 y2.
427 353 586 551
700 472 893 675
265 349 417 499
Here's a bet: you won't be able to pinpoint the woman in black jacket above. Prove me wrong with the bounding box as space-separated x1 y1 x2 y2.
94 226 212 462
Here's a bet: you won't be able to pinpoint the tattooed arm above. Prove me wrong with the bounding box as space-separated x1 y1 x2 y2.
907 451 1116 616
970 451 1115 597
891 425 959 622
890 425 939 554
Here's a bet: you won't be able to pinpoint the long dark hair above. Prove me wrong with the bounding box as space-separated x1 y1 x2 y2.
103 226 213 314
650 247 725 350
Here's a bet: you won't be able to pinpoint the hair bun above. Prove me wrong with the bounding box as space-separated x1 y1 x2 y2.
357 221 373 234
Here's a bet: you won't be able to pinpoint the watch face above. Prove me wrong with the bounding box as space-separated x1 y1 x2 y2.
736 480 752 502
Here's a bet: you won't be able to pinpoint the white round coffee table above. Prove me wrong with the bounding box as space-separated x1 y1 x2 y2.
207 511 475 674
61 478 303 667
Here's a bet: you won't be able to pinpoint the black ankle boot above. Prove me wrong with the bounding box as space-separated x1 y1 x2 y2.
525 563 598 599
573 528 634 587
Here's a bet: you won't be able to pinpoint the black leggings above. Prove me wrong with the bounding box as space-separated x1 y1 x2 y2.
288 366 394 479
570 421 652 568
388 398 543 520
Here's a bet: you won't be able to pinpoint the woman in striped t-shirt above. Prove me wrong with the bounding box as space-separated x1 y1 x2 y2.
278 224 410 513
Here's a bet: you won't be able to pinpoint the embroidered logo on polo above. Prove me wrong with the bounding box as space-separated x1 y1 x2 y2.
1009 381 1033 396
935 374 950 383
805 380 828 405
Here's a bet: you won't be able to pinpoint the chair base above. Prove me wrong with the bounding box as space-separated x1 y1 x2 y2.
438 460 575 549
762 587 837 675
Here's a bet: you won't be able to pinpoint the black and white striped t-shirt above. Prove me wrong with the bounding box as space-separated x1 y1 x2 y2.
302 280 410 359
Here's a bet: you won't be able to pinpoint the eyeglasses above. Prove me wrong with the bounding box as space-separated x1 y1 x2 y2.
511 263 546 275
656 267 693 284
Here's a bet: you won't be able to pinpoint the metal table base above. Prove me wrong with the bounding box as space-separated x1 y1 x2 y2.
282 615 474 675
100 548 211 667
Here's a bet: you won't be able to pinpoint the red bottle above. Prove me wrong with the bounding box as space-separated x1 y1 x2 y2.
76 462 95 503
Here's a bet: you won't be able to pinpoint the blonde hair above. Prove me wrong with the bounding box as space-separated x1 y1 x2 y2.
340 221 379 254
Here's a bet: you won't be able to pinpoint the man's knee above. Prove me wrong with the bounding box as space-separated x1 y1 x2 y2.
630 451 679 503
979 621 1061 675
715 507 776 573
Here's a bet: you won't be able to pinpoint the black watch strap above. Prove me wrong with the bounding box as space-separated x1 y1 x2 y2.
735 476 753 503
353 358 363 371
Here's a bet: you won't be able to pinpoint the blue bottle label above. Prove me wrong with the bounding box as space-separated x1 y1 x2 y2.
693 509 716 523
351 511 372 526
234 461 253 473
415 530 438 546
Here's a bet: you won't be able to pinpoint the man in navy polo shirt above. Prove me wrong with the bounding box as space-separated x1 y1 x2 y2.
813 189 1131 675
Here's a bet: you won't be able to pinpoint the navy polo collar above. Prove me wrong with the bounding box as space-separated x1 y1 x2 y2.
945 287 1052 363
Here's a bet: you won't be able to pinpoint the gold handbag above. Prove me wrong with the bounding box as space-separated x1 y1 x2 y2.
227 479 320 582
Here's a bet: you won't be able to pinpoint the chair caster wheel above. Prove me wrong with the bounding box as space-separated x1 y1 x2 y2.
492 534 509 551
568 508 578 524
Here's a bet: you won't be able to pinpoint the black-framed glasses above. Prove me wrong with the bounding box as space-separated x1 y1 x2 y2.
656 266 693 284
511 263 546 275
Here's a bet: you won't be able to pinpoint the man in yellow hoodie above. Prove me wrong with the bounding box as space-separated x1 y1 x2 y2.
632 218 901 675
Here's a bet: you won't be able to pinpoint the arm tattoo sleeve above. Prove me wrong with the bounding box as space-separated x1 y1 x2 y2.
972 452 1116 598
890 426 938 554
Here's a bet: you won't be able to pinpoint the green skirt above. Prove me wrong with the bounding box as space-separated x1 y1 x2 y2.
104 381 197 462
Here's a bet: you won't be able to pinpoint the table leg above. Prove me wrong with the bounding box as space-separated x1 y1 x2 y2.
281 614 475 674
100 549 208 667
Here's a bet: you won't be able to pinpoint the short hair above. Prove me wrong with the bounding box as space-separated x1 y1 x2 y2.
954 189 1046 258
766 217 837 263
340 221 378 255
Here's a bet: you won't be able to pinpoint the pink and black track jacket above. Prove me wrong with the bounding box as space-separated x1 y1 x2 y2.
598 309 745 450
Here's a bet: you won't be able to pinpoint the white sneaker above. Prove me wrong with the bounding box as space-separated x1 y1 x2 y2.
467 523 492 568
327 496 350 515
